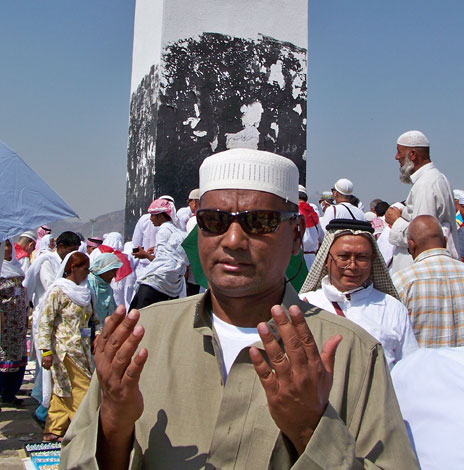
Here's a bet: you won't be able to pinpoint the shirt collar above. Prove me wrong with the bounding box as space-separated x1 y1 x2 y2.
193 284 310 349
414 247 451 263
321 275 373 302
410 161 435 184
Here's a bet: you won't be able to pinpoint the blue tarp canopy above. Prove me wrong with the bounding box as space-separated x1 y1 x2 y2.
0 139 78 242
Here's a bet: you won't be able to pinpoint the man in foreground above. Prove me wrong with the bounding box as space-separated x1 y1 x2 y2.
385 130 459 272
392 215 464 347
60 149 417 469
299 219 418 369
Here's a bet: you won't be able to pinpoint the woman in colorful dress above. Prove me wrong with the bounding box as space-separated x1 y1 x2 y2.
38 251 100 441
0 240 28 406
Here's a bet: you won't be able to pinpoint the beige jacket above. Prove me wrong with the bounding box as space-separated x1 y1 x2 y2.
60 286 418 469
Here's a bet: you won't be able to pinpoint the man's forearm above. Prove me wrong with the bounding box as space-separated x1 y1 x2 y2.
96 406 135 470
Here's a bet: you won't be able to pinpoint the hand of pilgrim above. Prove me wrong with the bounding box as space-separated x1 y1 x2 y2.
41 355 53 370
385 206 402 225
249 305 342 456
94 305 148 434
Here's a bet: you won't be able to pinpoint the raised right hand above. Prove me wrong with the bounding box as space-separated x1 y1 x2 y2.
94 305 148 432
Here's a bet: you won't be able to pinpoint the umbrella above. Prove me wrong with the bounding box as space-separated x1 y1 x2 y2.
0 139 78 242
182 225 308 292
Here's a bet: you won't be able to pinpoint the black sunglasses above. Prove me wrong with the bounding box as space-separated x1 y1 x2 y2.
196 209 299 235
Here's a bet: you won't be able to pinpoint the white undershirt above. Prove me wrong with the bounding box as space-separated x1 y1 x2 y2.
212 313 261 379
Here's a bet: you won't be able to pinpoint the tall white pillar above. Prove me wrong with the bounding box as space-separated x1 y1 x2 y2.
125 0 308 237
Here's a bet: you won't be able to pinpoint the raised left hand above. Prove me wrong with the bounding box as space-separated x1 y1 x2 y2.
249 305 342 455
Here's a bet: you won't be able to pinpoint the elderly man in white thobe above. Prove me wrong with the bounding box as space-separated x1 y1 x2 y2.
299 218 418 369
385 130 459 273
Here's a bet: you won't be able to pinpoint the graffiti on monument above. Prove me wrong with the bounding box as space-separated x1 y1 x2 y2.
125 33 307 237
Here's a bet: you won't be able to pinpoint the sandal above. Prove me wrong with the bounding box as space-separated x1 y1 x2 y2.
42 433 63 442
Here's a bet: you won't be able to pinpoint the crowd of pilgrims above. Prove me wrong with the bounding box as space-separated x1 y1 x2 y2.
0 132 463 463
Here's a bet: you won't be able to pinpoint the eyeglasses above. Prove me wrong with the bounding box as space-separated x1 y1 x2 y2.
328 252 372 270
196 209 299 235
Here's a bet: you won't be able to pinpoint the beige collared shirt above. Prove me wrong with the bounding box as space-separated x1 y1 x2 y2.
60 286 418 469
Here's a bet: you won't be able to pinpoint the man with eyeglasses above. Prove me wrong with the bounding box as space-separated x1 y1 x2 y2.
300 219 418 369
60 150 418 470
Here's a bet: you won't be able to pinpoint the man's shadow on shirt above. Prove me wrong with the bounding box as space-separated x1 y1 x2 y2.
146 409 216 469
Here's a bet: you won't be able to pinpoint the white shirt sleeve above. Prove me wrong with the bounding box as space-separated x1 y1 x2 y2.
40 260 57 291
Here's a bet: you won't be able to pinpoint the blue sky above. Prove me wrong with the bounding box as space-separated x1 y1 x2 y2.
1 1 463 222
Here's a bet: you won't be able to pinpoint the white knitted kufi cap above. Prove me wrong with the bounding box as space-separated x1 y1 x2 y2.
188 188 200 200
199 149 299 205
334 178 353 196
397 130 429 147
20 230 37 242
298 184 307 195
453 189 464 200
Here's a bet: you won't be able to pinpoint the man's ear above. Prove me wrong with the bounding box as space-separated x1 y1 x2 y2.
407 239 416 257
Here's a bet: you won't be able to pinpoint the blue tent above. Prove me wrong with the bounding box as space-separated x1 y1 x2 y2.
0 139 78 242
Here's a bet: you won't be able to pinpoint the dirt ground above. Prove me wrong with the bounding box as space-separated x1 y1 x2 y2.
0 361 44 470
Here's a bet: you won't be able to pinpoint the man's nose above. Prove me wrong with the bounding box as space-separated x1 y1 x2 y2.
221 221 249 251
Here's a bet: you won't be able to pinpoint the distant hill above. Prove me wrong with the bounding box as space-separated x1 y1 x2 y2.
48 210 125 240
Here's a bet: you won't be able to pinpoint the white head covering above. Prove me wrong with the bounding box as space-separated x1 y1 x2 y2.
397 130 429 148
39 251 92 308
0 240 25 279
37 234 53 255
453 189 464 200
298 184 307 195
300 219 399 299
188 188 200 200
102 232 124 252
20 230 38 243
159 195 175 204
459 195 464 205
159 196 180 228
334 178 353 196
90 253 122 276
391 201 406 211
199 149 299 205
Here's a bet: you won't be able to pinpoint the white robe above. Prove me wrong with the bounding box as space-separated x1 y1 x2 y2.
300 277 418 368
320 203 367 231
391 347 464 470
389 162 459 267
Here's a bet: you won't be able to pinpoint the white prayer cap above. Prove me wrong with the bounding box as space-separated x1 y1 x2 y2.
396 130 429 148
298 184 307 195
391 201 405 211
199 149 299 205
453 189 464 200
334 178 353 196
188 189 200 200
19 230 37 242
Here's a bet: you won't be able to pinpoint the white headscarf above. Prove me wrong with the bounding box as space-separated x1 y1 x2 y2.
37 234 54 256
37 251 93 311
23 249 61 303
1 239 25 279
102 232 124 251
